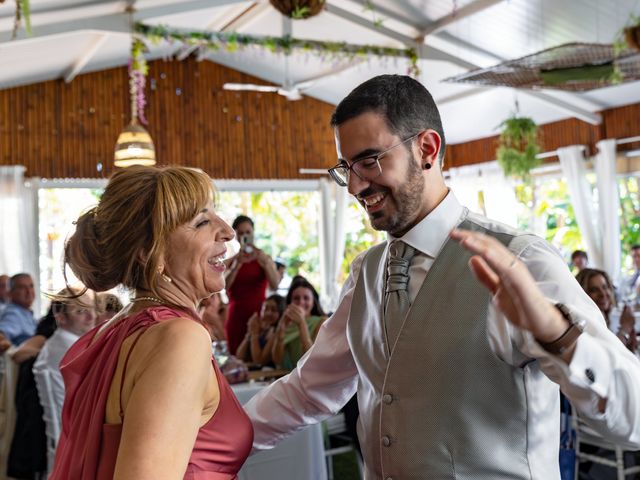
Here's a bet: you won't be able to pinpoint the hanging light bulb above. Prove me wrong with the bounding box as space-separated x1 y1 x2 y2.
114 35 155 167
114 120 156 167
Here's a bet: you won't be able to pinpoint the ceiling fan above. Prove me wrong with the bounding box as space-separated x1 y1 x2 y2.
222 16 312 101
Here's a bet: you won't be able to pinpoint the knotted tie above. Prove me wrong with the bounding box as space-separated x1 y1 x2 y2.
384 240 416 345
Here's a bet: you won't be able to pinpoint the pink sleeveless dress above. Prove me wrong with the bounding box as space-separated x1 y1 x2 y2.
50 306 254 480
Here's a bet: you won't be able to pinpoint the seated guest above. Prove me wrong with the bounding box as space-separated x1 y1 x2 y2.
33 288 96 473
622 244 640 304
6 305 64 479
236 294 285 366
199 292 227 341
273 278 326 370
576 268 637 352
50 166 252 479
571 250 589 272
95 293 123 323
0 273 36 346
10 306 57 364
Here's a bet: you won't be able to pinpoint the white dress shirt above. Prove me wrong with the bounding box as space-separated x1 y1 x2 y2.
33 328 79 451
244 192 640 478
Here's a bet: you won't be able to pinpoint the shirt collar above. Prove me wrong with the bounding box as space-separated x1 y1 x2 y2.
388 190 465 258
57 328 80 343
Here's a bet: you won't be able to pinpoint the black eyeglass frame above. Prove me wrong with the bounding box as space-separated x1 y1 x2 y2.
327 131 423 187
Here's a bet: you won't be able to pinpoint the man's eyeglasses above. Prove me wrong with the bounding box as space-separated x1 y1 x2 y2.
328 132 422 187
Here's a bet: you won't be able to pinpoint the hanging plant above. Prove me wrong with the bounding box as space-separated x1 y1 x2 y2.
129 37 149 125
269 0 325 20
614 14 640 54
11 0 32 39
136 23 421 77
496 116 542 181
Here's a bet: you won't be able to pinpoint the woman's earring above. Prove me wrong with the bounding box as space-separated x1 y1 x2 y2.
158 265 172 283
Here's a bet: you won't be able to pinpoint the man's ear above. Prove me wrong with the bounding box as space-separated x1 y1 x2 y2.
416 129 441 169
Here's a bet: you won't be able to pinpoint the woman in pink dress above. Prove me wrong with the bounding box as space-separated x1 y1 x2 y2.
50 166 253 480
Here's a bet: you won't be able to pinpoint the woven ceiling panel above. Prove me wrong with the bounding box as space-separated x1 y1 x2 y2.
445 43 640 91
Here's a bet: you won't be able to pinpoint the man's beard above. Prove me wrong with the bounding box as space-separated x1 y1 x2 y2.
369 155 425 236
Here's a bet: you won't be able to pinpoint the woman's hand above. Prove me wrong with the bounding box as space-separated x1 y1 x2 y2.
450 229 569 346
248 313 260 335
283 304 306 327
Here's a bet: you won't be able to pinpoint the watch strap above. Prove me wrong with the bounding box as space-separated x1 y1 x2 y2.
539 303 583 355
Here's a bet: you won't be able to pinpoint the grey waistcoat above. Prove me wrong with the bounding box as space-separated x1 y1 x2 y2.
347 215 536 480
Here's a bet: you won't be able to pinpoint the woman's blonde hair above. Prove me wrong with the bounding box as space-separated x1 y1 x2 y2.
575 268 616 315
64 166 214 300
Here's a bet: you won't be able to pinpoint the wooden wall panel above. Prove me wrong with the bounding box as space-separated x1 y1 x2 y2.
447 103 639 168
1 57 638 178
0 58 337 179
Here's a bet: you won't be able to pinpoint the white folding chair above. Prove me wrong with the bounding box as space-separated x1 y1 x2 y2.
573 413 640 480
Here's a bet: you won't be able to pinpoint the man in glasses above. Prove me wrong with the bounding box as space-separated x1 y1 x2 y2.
245 75 640 479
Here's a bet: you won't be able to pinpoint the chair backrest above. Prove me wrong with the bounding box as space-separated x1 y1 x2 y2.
0 352 19 480
33 365 62 473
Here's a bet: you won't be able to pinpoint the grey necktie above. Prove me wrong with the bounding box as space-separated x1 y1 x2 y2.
384 240 416 346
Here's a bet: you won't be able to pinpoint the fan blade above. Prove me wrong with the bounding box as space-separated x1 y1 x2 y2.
278 88 303 101
223 83 280 92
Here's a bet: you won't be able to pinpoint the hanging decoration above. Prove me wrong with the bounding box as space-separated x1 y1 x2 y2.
269 0 325 20
114 37 156 168
615 14 640 53
135 23 421 77
11 0 32 39
496 115 541 182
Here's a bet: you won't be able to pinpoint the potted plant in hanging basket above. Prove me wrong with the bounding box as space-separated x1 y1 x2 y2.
496 116 542 182
269 0 326 20
624 18 640 51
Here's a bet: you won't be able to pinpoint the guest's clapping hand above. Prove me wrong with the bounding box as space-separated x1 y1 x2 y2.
450 229 571 356
248 313 260 336
283 304 306 328
619 305 638 351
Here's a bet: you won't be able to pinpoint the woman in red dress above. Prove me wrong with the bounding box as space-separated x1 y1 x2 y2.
51 166 253 480
224 216 280 354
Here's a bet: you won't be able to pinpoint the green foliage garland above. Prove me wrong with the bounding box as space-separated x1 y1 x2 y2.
135 23 421 77
496 116 541 181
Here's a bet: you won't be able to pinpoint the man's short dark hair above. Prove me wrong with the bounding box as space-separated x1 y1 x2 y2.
571 250 588 261
632 245 640 251
330 74 446 164
232 215 254 230
9 273 31 291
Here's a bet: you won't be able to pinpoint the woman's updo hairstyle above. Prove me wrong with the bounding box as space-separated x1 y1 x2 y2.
64 166 214 300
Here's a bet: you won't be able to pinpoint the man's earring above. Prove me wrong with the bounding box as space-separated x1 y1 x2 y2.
423 163 432 170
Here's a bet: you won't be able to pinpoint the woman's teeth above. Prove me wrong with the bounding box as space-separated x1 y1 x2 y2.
208 255 225 267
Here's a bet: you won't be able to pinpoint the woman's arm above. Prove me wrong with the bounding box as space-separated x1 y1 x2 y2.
254 248 281 290
257 328 277 365
113 319 217 480
272 321 286 368
10 335 46 364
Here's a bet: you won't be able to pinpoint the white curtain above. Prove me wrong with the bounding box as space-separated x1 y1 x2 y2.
0 167 40 313
557 146 604 268
446 161 518 228
594 139 622 282
318 178 347 312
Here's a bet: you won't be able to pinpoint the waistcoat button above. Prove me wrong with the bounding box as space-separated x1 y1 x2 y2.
382 435 391 447
382 394 393 404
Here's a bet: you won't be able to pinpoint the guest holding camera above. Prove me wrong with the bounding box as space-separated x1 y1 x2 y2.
224 216 280 354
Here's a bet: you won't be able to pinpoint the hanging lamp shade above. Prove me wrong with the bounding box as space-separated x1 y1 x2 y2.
114 121 156 167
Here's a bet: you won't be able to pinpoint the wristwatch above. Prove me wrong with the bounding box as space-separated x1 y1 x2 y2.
538 303 585 355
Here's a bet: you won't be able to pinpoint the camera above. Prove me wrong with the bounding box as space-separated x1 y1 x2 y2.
240 233 254 254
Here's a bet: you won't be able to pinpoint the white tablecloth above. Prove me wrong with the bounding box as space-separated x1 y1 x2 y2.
233 382 327 480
